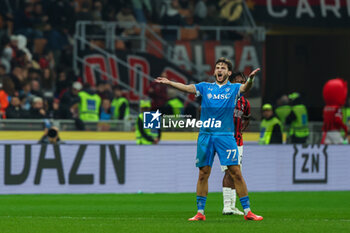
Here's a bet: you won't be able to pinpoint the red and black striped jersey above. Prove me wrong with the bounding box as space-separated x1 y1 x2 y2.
234 96 250 146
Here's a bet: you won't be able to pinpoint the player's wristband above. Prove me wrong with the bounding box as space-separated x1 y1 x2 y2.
247 77 254 83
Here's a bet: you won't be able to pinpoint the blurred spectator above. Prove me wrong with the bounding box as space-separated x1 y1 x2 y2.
179 0 190 8
12 50 29 69
104 81 113 98
6 95 28 119
0 35 13 73
75 1 97 35
259 104 283 145
204 4 221 26
96 80 113 100
44 0 76 33
2 75 16 96
55 69 70 98
32 2 49 33
285 92 309 144
76 1 94 21
0 3 14 35
275 94 291 137
131 0 152 23
28 68 41 81
160 0 187 40
162 87 184 117
43 23 70 66
148 72 168 111
100 98 112 120
38 50 55 70
275 94 291 126
17 34 32 62
0 64 7 79
92 1 103 21
116 5 138 36
14 2 43 39
41 67 55 91
0 79 11 118
160 0 187 26
60 81 82 119
46 98 61 119
111 85 130 120
30 79 43 98
11 65 25 91
194 0 208 25
28 96 46 119
104 7 117 21
9 35 19 56
78 83 101 122
19 80 33 110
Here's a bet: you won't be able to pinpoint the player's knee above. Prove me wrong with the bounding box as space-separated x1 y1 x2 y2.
228 166 242 181
232 173 243 182
223 170 231 180
198 169 210 181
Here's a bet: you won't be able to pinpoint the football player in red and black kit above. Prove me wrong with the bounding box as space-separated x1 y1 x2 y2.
221 72 251 215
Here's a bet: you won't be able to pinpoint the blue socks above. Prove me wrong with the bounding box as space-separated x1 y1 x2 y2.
239 196 251 215
196 196 207 214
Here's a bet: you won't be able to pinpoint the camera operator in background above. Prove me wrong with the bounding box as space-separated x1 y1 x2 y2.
38 126 62 144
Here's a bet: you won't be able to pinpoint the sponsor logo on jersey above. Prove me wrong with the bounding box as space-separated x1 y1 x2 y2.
212 94 231 99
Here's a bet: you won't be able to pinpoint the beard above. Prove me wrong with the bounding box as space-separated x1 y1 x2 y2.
215 74 229 84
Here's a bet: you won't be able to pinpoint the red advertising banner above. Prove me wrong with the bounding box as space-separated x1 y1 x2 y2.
79 39 264 101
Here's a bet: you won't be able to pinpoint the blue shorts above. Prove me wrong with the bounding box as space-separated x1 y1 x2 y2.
196 133 239 168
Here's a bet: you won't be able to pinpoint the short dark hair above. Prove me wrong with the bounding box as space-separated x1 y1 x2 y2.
229 72 247 83
215 57 233 71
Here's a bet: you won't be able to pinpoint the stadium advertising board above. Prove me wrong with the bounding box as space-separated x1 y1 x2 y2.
0 143 349 194
248 0 350 26
163 40 263 97
81 50 196 103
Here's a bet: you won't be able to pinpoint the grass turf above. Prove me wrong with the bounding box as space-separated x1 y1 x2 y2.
0 192 349 233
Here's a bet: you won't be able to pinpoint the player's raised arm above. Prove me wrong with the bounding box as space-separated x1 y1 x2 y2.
240 68 260 93
155 77 196 94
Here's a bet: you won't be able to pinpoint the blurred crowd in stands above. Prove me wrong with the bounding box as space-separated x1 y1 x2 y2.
0 0 245 125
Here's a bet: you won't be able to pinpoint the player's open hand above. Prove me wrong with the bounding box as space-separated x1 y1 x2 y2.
249 68 260 79
155 77 171 85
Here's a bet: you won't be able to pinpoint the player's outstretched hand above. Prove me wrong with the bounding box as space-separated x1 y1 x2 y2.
155 77 171 85
249 68 260 79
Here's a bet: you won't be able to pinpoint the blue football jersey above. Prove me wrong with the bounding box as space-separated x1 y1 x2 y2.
195 82 242 135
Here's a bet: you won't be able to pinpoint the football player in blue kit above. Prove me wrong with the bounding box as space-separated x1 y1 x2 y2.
155 57 263 221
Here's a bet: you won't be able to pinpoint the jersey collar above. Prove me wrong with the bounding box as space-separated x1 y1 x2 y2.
214 81 231 88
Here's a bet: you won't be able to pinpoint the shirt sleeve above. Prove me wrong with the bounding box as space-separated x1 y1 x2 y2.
233 83 242 99
194 82 207 97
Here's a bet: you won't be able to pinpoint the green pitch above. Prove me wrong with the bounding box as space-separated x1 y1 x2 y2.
0 191 349 233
